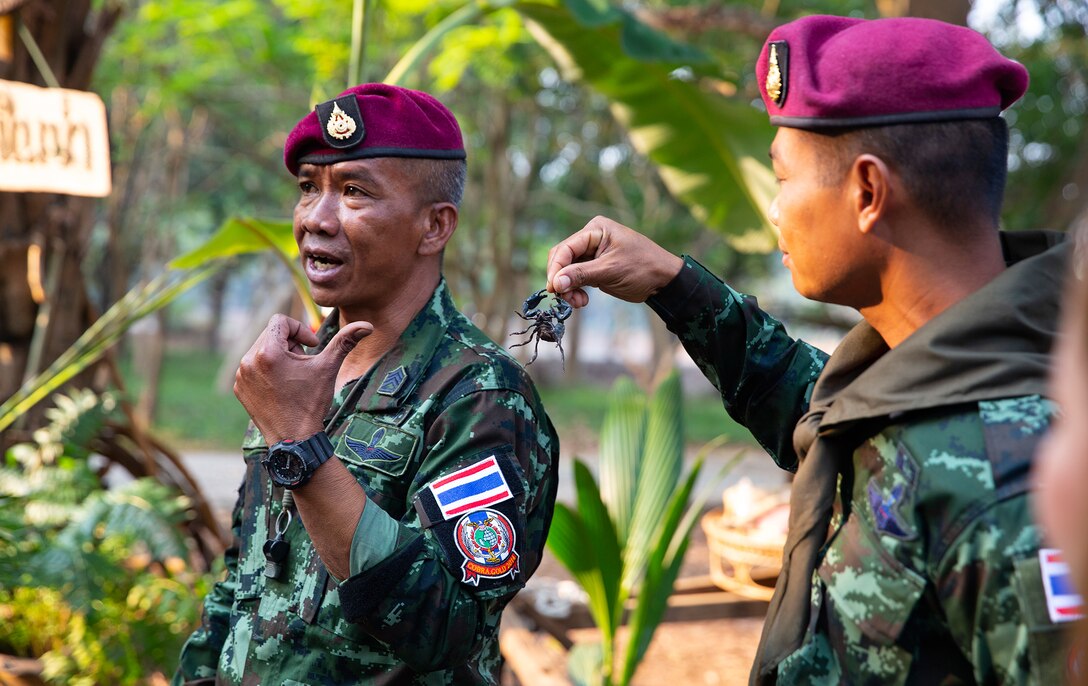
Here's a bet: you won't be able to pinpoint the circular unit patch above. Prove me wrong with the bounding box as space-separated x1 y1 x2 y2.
454 508 519 585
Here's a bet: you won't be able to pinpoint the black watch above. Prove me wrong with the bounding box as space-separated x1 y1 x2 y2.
262 431 335 490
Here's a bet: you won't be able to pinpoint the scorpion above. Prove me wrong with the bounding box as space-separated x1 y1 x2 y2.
509 289 573 366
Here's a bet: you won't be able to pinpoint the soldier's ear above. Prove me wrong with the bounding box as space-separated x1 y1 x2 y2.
418 203 457 256
851 154 890 235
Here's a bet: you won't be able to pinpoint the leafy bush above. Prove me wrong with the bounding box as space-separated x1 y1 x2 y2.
0 390 212 685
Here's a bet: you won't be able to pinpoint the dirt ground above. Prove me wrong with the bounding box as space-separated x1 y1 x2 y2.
620 617 765 686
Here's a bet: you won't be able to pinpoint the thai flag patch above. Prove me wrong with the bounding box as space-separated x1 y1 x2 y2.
1040 548 1085 623
426 456 514 522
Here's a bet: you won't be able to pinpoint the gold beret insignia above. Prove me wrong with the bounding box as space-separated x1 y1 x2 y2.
766 41 789 107
326 102 357 141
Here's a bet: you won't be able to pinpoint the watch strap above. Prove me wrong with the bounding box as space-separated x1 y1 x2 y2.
297 430 335 469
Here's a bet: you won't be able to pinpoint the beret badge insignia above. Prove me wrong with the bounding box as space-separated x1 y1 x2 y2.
326 102 357 140
314 94 366 149
766 41 789 107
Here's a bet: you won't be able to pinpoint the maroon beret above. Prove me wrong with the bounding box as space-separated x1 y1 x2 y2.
756 15 1029 129
284 83 465 175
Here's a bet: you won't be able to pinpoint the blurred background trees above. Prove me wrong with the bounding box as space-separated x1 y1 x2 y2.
4 0 1085 449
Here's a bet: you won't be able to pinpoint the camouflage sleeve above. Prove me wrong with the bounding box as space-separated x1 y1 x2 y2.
337 387 555 672
935 495 1068 685
646 255 827 470
172 484 243 685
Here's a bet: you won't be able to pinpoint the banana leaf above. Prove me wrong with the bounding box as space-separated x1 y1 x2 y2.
1 213 316 435
517 0 779 251
170 216 320 327
0 267 217 435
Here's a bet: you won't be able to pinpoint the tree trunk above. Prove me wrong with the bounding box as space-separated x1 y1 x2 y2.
562 307 582 381
135 308 166 424
0 0 122 448
205 268 230 353
446 90 543 353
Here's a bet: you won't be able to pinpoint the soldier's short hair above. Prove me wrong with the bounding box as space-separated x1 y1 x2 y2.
403 158 467 208
811 118 1010 228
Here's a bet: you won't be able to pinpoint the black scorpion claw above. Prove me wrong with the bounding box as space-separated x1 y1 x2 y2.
522 289 549 318
555 299 573 321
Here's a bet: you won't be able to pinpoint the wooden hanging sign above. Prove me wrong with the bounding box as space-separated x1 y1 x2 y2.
0 78 111 197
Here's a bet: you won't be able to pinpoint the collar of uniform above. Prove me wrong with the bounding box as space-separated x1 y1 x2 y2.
315 279 456 417
817 231 1067 431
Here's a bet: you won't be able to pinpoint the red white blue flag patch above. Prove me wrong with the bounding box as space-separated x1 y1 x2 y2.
1040 548 1084 623
427 455 513 521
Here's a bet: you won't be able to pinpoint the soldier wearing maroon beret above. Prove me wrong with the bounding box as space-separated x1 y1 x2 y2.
547 15 1074 685
174 84 559 685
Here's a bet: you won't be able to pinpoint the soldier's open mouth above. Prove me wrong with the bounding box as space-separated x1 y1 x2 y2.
303 250 346 284
308 255 340 271
305 249 344 270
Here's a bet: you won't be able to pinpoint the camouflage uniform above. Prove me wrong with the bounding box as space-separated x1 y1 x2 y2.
647 231 1071 684
175 280 559 685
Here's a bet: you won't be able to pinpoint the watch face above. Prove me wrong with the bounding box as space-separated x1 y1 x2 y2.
270 449 307 487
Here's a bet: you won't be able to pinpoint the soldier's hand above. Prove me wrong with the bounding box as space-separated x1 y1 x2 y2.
234 314 373 444
546 216 684 308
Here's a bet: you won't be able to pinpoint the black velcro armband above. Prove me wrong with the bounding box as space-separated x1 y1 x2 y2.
340 536 426 624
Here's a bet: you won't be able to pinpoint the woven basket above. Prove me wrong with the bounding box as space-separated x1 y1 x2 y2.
701 508 784 601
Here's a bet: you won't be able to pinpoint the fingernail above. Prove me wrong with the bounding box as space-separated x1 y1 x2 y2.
556 275 571 292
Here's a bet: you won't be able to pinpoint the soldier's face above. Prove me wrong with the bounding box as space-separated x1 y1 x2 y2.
293 158 433 319
768 128 877 308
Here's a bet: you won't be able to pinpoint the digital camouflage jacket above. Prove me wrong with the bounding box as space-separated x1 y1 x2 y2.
648 231 1072 685
174 280 559 685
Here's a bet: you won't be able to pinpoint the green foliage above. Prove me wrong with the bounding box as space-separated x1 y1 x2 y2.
546 373 739 685
1 212 312 435
386 0 778 250
0 267 218 435
517 0 778 251
0 391 211 685
118 348 252 449
983 3 1088 231
108 345 754 450
428 7 528 91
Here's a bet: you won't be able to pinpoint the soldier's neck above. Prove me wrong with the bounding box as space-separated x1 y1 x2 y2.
860 224 1004 349
334 273 441 389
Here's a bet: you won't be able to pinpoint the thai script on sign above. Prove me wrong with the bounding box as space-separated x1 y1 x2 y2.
0 79 111 197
